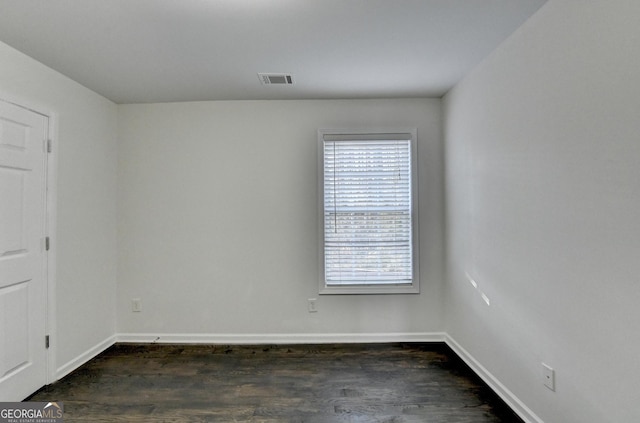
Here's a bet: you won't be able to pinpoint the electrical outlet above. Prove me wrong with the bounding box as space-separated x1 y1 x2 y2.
132 298 142 312
542 363 555 391
308 298 318 313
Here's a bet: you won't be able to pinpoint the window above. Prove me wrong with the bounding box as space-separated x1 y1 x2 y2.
318 129 419 294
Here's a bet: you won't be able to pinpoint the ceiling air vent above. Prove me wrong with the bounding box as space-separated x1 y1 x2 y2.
258 73 294 85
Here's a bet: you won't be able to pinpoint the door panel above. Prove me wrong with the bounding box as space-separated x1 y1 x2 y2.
0 169 27 255
0 281 30 378
0 118 29 149
0 100 48 401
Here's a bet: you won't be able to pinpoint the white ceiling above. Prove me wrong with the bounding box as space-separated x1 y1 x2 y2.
0 0 546 104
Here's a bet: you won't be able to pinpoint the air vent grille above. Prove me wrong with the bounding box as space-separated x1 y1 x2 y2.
258 73 294 85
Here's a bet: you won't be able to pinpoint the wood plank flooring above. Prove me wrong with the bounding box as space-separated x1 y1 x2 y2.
28 343 523 422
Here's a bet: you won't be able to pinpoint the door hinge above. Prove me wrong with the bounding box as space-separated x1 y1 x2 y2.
45 335 50 349
45 237 50 251
47 139 52 153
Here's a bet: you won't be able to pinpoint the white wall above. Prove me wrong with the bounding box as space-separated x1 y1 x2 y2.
444 1 640 422
117 99 444 339
0 42 118 374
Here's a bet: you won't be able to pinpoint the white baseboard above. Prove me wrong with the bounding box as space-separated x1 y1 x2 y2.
116 332 446 345
444 334 543 423
55 335 116 380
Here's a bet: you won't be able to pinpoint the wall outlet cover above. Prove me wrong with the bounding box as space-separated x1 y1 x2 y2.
542 363 555 391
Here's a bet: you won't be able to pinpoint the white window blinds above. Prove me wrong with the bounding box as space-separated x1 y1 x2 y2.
321 132 415 288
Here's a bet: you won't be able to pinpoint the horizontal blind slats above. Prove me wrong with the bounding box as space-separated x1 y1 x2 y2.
323 138 413 285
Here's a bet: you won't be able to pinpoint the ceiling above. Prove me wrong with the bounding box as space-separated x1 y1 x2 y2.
0 0 546 104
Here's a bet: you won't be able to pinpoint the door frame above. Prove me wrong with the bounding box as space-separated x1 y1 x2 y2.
0 93 58 386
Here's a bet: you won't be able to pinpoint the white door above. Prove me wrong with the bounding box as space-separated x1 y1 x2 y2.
0 100 48 401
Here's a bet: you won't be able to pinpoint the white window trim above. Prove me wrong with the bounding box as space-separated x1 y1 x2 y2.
317 128 420 295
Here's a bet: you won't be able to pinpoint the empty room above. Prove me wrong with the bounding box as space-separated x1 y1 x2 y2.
0 1 638 422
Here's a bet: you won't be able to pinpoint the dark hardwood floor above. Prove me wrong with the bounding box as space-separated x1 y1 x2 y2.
28 343 523 422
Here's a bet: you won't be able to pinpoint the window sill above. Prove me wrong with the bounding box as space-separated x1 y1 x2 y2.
319 283 420 295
